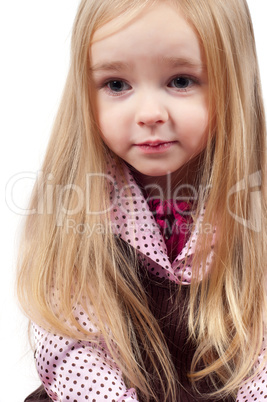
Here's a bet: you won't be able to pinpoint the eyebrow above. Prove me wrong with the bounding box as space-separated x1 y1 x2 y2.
161 56 205 70
90 56 205 73
90 61 131 73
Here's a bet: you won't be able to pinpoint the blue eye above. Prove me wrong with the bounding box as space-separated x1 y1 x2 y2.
107 80 130 92
169 76 194 90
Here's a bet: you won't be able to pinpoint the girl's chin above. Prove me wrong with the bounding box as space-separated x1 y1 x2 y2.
131 168 173 179
127 163 178 178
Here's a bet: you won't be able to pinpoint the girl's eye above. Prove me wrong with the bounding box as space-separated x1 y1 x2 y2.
169 76 195 90
106 80 131 93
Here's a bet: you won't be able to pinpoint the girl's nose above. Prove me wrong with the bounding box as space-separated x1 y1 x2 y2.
135 94 169 127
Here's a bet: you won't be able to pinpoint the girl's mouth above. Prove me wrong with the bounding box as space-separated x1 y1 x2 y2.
134 141 177 153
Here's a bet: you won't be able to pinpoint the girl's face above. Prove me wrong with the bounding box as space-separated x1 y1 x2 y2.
91 2 209 179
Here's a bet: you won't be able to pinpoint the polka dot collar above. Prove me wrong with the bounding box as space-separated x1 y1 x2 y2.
106 159 206 285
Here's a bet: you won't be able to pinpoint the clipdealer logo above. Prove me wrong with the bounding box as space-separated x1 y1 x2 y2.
5 171 117 225
6 170 262 232
227 171 262 232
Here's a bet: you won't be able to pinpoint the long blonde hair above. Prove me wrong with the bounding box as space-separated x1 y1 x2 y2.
17 0 267 400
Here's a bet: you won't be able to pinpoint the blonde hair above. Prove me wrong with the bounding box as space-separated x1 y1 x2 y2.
17 0 267 400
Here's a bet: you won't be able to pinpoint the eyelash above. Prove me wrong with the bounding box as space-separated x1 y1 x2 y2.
99 75 199 96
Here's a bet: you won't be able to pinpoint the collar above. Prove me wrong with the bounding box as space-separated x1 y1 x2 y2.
107 159 208 285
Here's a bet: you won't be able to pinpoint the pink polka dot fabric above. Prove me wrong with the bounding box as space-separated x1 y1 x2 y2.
32 160 267 401
33 324 138 401
236 339 267 401
107 160 200 284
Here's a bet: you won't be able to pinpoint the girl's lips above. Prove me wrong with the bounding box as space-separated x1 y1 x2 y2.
134 141 177 153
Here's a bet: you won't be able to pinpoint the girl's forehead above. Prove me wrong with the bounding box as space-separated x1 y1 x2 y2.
91 1 150 43
90 2 204 70
91 1 186 44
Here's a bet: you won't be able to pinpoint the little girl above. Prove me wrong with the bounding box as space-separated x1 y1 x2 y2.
19 0 267 401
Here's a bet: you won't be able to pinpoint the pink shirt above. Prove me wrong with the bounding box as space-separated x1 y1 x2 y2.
33 161 267 401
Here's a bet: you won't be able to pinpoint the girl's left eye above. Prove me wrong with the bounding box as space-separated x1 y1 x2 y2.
168 76 196 90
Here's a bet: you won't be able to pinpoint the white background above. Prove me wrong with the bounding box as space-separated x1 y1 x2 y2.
0 1 266 401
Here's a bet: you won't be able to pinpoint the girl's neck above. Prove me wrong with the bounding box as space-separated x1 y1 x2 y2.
130 157 202 202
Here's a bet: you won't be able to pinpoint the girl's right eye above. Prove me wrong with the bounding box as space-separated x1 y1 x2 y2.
106 80 131 93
